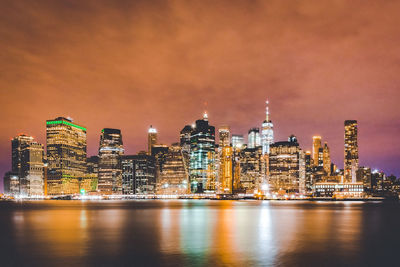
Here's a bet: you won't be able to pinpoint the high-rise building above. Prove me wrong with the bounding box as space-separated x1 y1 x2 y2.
238 146 263 193
322 142 331 175
248 128 261 149
218 126 231 147
180 125 192 174
148 125 157 155
46 117 87 195
261 100 274 155
98 128 124 194
305 151 313 194
3 171 19 195
269 135 306 194
312 136 322 167
189 112 216 193
11 134 44 196
231 134 244 150
344 120 359 183
158 143 188 195
121 152 156 194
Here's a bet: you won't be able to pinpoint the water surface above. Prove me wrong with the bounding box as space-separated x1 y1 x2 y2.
0 200 398 266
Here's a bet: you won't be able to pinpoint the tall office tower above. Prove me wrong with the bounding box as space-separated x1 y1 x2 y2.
46 117 87 195
305 151 313 194
248 128 261 149
269 135 306 194
231 134 244 150
344 120 359 183
322 142 331 175
148 125 158 155
121 152 156 194
98 128 124 194
219 146 233 194
151 144 169 187
158 143 188 195
84 156 99 193
20 141 44 196
180 125 192 174
261 100 274 155
218 126 231 147
9 134 44 196
312 136 322 166
238 146 263 193
189 112 216 193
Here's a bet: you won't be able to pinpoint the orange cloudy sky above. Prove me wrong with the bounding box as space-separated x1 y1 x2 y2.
0 0 399 184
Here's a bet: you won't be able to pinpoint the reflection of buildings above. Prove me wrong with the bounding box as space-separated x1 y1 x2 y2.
269 135 305 194
344 120 359 182
46 117 87 195
189 113 216 193
98 128 124 194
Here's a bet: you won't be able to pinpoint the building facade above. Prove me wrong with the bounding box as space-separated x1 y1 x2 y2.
122 153 156 194
247 128 261 149
344 120 359 182
189 113 216 193
46 117 87 195
261 100 274 155
269 135 306 194
98 128 124 194
148 125 157 155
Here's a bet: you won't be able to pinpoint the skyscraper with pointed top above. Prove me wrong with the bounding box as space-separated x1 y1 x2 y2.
261 100 274 155
148 125 158 155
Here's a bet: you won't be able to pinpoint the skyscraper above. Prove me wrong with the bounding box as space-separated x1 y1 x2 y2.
158 143 188 195
231 134 244 150
323 142 331 175
98 128 124 194
218 126 231 147
312 136 322 166
344 120 359 182
269 135 306 194
122 152 156 194
46 117 87 195
238 146 263 193
10 134 44 196
248 128 261 149
261 100 274 155
189 112 216 193
148 125 157 155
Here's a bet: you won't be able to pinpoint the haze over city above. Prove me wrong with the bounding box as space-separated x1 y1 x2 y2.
1 0 400 191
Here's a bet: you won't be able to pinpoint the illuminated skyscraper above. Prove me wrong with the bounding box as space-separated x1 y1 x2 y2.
231 134 244 150
148 125 157 155
122 152 156 194
98 128 124 194
218 126 231 147
312 136 322 166
248 128 261 149
46 117 87 195
238 146 263 193
261 100 274 155
344 120 359 182
10 134 44 196
158 143 188 195
189 112 216 193
323 142 331 175
305 151 313 193
269 135 306 194
180 125 192 174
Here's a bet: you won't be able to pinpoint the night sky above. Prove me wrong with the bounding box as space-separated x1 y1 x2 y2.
1 0 399 191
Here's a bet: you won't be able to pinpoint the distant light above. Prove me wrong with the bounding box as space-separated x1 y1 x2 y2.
261 184 269 191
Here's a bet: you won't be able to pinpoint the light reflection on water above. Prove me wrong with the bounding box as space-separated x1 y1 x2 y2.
1 200 399 266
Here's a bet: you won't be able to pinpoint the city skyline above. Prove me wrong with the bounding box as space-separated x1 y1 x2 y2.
1 0 400 188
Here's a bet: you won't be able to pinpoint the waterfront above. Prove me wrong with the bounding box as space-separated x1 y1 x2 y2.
0 200 399 266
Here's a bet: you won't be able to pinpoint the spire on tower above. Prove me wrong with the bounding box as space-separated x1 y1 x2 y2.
266 99 270 122
203 111 208 121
